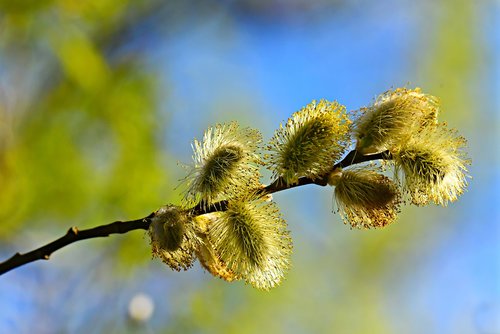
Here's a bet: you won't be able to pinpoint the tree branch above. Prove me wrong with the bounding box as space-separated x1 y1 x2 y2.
0 149 390 276
0 215 154 275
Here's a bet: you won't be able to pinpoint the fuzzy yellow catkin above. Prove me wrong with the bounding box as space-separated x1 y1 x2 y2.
332 168 401 229
207 195 292 290
355 88 439 155
148 205 199 271
267 99 351 185
183 122 262 207
393 123 470 206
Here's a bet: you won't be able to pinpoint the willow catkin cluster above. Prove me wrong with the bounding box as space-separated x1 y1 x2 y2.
183 122 262 207
329 168 401 229
354 88 439 155
148 87 470 291
207 195 292 290
172 120 293 289
267 99 351 185
392 124 470 206
148 205 199 271
353 87 469 208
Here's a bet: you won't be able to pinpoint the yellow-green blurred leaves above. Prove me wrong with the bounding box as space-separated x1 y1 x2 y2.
0 0 55 15
0 0 127 48
56 0 127 24
421 0 478 125
0 65 165 233
54 31 110 92
0 1 170 276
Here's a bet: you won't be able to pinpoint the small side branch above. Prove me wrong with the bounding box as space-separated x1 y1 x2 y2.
263 149 391 193
333 149 391 169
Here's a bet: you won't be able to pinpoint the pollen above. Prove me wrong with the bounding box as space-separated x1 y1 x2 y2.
355 87 439 155
207 195 293 290
267 99 351 185
393 123 470 206
148 205 200 271
183 122 262 206
334 168 401 229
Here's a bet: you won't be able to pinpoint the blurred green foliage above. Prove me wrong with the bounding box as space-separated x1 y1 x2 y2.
421 0 478 126
0 0 172 268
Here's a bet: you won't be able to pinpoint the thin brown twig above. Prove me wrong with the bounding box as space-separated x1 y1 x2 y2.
0 149 390 276
0 216 154 275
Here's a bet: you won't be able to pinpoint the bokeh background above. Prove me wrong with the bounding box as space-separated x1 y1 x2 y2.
0 0 498 333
